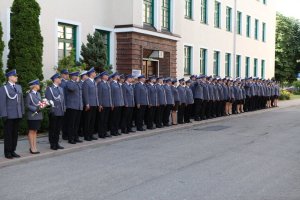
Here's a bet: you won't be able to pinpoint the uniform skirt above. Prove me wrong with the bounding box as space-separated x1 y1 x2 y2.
28 120 42 131
172 101 180 111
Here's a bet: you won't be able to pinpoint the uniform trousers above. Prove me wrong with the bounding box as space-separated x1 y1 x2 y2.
4 118 20 154
120 107 134 133
194 99 203 120
201 100 208 120
155 105 165 128
163 104 173 126
177 103 186 124
66 109 81 141
110 106 122 135
98 107 111 138
184 104 193 123
136 105 147 130
48 114 63 146
146 106 156 129
83 106 97 139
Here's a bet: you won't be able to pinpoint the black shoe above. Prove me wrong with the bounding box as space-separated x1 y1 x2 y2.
57 144 64 149
105 133 112 138
147 127 155 130
62 136 68 140
5 153 13 159
50 145 58 150
128 129 136 133
75 139 83 143
137 128 146 131
84 137 92 141
91 136 98 140
11 152 21 158
30 149 40 154
68 140 76 144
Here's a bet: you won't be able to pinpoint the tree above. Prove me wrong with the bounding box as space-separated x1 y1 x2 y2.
275 13 300 83
0 21 5 84
81 31 107 72
7 0 43 90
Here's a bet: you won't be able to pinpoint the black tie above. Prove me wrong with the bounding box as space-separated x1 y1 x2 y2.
12 85 17 92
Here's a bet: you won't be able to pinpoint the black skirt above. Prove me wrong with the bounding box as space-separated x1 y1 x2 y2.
28 120 42 131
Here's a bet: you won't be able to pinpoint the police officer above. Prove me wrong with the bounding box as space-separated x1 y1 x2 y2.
163 78 174 126
185 80 194 123
134 75 149 131
65 71 83 144
0 69 25 159
177 78 186 124
110 72 124 136
60 69 69 140
146 76 158 129
121 74 135 134
78 71 88 137
45 73 65 150
97 71 113 138
171 79 180 125
82 67 98 141
193 76 204 121
155 77 167 128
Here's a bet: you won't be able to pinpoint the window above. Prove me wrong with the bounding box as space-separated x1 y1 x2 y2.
96 30 111 65
143 0 154 25
261 60 265 78
226 7 232 32
246 15 251 37
236 55 241 77
184 46 192 75
255 19 259 40
213 51 220 76
262 22 266 42
225 53 231 77
58 23 77 61
237 11 242 35
201 0 208 24
185 0 192 19
254 58 258 77
214 1 221 28
162 0 170 30
263 0 267 4
245 57 250 78
200 48 207 75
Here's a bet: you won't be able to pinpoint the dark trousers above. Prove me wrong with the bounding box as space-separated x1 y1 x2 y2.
98 107 111 138
110 106 122 135
66 109 81 141
201 100 207 119
146 106 156 129
136 105 147 130
121 107 134 132
62 113 68 139
78 112 84 137
163 104 172 126
178 103 186 124
155 105 165 127
48 114 63 146
185 104 193 123
194 99 203 120
4 119 20 154
83 106 97 139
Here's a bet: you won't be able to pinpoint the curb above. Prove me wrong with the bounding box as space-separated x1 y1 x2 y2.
0 102 298 169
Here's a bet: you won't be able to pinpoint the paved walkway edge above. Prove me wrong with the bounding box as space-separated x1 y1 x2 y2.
0 100 299 168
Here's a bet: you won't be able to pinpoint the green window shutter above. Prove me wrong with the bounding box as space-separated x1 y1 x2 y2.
254 58 258 77
255 19 259 40
262 22 266 42
143 0 154 25
184 46 192 75
246 15 251 37
236 55 241 77
162 0 170 30
200 48 207 75
237 11 242 35
185 0 192 19
261 60 265 78
213 51 220 76
214 1 221 28
225 53 231 77
201 0 208 24
245 57 250 78
226 7 232 32
97 30 111 65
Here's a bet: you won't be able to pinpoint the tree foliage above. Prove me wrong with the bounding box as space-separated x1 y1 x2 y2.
0 21 5 84
81 31 107 73
7 0 43 90
275 13 300 83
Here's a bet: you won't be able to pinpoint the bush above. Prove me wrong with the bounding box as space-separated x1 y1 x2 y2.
0 21 5 84
279 89 291 100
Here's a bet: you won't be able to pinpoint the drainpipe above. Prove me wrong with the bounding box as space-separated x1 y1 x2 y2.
233 0 237 78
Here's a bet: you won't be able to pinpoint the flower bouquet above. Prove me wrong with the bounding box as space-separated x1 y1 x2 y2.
32 99 55 116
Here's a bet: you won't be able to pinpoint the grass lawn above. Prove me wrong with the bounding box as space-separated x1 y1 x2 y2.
290 94 300 100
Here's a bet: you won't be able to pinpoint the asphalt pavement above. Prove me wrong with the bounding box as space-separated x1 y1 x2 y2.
0 101 300 200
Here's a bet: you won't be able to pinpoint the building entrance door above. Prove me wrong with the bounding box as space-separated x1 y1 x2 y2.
142 59 159 78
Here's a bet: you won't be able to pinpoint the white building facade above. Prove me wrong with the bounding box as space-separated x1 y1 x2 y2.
0 0 276 79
